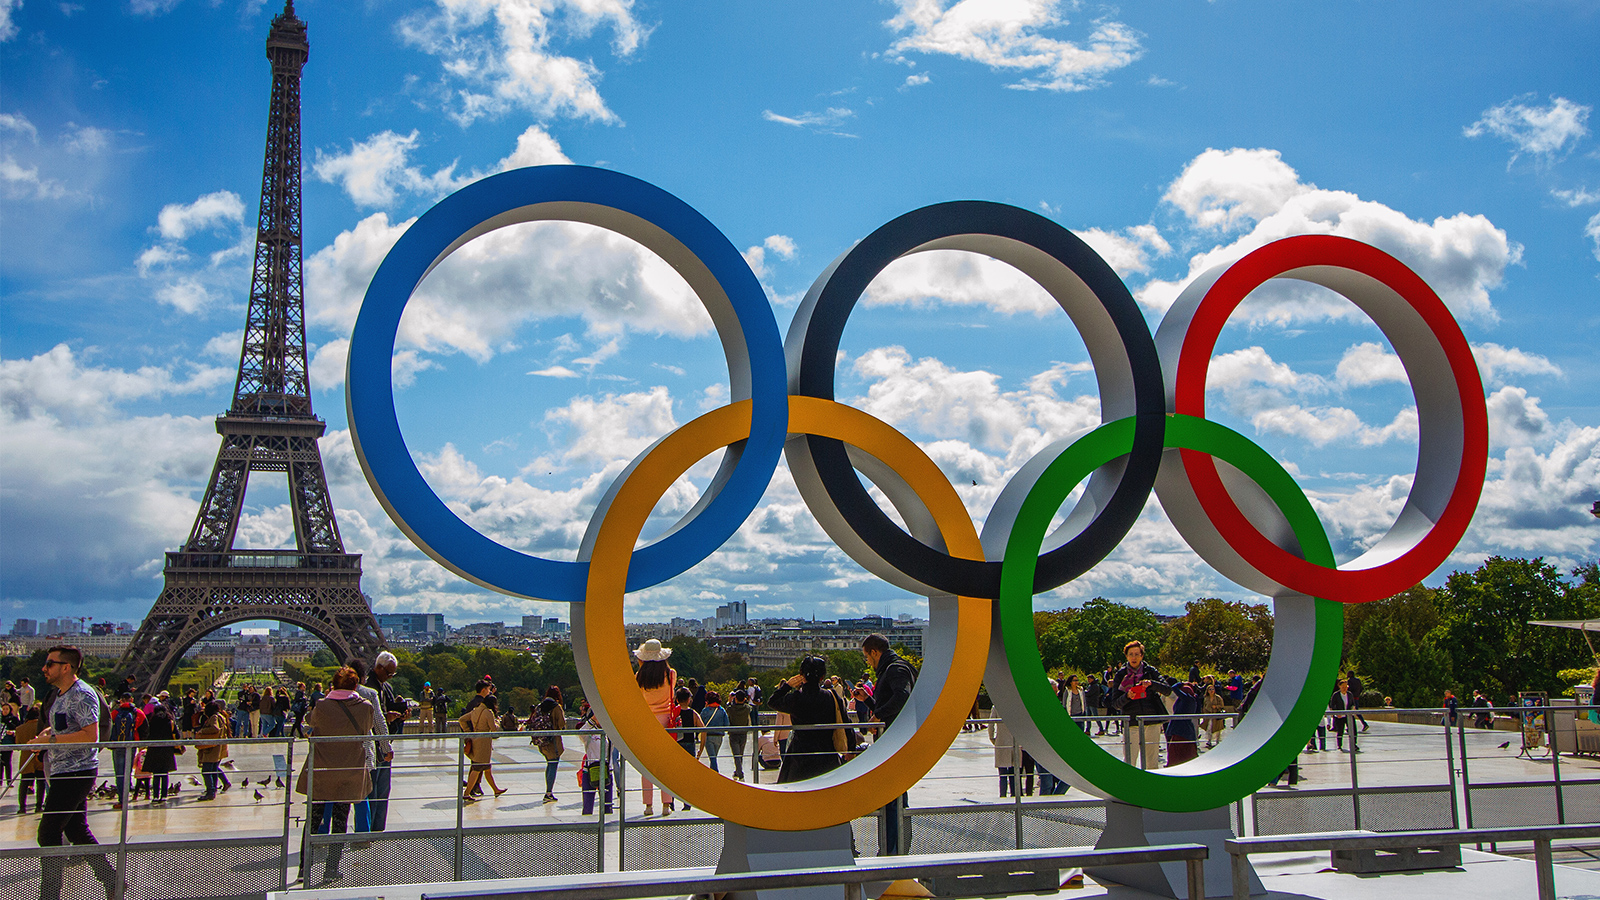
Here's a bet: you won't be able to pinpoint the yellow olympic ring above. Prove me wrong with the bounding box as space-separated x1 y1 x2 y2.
573 396 990 831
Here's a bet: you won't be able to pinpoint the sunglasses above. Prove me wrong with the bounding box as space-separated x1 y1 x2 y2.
43 659 70 668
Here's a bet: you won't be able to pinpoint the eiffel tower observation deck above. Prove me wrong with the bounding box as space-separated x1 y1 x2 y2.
117 1 385 692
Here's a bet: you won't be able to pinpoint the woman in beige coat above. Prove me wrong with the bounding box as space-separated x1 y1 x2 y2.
1202 683 1226 748
195 700 232 799
296 666 374 885
459 692 505 801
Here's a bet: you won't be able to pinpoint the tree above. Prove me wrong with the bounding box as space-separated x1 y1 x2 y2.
1160 598 1274 674
1436 557 1600 701
421 653 469 692
1350 620 1452 708
1343 584 1442 665
1034 609 1076 672
1054 597 1165 673
540 642 581 702
663 636 719 684
309 648 338 668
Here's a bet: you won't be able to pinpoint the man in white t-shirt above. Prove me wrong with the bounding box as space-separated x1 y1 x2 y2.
30 645 116 900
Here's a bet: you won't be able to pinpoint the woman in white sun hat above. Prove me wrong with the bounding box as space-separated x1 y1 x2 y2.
633 639 679 815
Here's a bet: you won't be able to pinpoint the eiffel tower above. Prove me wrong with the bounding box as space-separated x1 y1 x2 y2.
118 1 385 691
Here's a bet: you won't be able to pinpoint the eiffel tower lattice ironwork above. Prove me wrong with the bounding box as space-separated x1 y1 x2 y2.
118 1 384 691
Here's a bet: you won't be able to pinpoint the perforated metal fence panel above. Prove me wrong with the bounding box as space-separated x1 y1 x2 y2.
302 825 600 890
303 832 454 890
1020 804 1105 850
124 841 286 900
1 841 287 900
621 818 723 870
1561 779 1600 824
1469 782 1562 827
905 808 1012 855
1352 788 1456 833
461 827 599 880
1253 789 1356 835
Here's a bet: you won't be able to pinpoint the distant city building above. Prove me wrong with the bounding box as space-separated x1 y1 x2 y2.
541 617 569 635
459 621 507 638
747 616 925 671
90 622 116 636
45 618 83 636
21 633 133 658
234 628 273 671
522 615 543 633
11 619 37 637
378 613 446 639
715 600 748 629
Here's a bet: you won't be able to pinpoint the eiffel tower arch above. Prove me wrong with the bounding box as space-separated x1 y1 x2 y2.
117 1 385 692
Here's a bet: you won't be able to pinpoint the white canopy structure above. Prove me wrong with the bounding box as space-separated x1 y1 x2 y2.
1529 619 1600 661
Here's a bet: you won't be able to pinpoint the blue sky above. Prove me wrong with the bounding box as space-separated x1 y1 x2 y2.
2 0 1597 630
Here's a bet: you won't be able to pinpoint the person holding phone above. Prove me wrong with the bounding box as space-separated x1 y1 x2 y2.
1108 640 1174 770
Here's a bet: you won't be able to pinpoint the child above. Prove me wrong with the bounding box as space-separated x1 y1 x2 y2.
577 705 613 816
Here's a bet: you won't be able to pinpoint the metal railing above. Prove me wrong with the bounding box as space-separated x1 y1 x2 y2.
3 702 1596 900
1225 823 1600 900
405 843 1212 900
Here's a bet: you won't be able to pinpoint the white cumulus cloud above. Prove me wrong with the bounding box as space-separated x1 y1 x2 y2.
1141 148 1518 326
156 190 245 241
885 0 1142 92
397 0 646 126
1465 94 1591 163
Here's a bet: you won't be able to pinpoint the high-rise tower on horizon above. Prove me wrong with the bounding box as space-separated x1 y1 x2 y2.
117 1 385 690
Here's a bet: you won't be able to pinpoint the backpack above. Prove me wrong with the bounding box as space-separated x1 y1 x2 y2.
110 705 139 743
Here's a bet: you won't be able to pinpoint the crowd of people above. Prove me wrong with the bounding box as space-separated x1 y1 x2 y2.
6 636 1592 891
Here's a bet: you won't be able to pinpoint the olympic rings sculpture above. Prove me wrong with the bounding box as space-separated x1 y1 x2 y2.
347 165 1488 827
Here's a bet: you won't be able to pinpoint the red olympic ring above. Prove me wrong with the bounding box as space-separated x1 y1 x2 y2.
1170 235 1489 602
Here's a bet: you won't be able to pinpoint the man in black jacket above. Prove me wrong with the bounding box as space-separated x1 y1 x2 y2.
1108 640 1173 770
863 633 916 854
1084 676 1106 735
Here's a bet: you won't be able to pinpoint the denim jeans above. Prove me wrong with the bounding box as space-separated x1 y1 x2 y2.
361 760 391 832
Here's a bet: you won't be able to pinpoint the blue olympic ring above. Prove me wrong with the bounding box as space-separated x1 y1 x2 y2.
346 166 788 601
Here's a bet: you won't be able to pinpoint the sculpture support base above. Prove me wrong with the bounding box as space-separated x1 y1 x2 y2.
718 822 877 900
1088 802 1261 898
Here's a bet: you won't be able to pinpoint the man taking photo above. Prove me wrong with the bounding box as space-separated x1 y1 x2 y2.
862 633 916 855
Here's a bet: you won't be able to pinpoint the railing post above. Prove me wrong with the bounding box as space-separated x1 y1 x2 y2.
454 732 465 881
1445 713 1460 829
596 734 608 873
1012 736 1023 849
1185 855 1205 900
280 735 295 891
1348 715 1361 830
1458 714 1474 830
302 737 315 886
115 743 129 900
1534 836 1556 900
617 756 628 871
1549 706 1566 824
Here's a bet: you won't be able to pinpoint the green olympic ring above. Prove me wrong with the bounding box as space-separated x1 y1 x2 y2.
991 414 1343 812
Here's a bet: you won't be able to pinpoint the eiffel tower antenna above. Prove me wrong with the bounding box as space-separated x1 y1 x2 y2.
118 2 385 691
